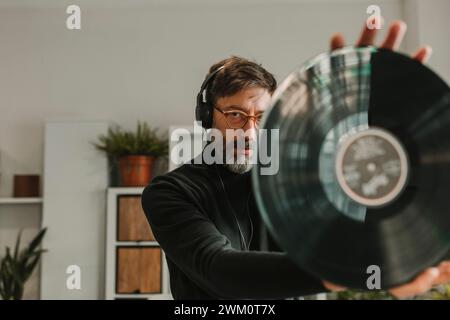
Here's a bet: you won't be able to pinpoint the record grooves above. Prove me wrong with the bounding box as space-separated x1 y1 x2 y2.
252 46 450 289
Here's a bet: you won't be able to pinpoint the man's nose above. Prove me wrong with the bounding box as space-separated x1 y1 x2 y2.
243 116 258 131
241 121 258 143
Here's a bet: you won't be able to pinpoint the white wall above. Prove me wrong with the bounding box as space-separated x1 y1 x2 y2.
414 0 450 84
41 121 108 299
403 0 450 84
0 0 406 198
0 0 448 299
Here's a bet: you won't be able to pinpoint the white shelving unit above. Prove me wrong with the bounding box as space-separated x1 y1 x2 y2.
105 187 172 300
0 198 43 205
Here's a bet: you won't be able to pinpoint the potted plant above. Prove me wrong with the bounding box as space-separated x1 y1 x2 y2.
0 228 47 300
94 122 168 187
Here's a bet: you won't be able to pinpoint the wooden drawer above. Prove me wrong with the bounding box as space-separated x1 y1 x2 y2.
116 246 162 294
117 195 154 241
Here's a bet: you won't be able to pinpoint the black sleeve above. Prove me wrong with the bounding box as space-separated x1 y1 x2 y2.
141 177 328 299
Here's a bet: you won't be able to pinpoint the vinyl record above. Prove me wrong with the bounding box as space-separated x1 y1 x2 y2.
252 46 450 289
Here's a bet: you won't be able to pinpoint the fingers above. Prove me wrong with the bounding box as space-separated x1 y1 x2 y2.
322 280 347 292
413 46 433 64
389 268 439 298
389 262 450 298
432 261 450 286
356 16 383 47
330 33 345 51
329 19 431 64
380 20 407 50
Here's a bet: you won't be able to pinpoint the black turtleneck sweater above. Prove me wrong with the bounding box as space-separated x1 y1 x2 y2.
141 160 327 299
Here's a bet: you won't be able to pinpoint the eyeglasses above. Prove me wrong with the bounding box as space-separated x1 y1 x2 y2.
213 106 263 129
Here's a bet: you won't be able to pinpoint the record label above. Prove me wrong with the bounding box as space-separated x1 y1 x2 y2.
335 127 409 207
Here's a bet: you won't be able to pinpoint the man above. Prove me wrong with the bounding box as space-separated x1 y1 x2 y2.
141 20 450 299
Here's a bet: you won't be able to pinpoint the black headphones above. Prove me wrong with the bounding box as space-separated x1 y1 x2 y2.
195 65 225 129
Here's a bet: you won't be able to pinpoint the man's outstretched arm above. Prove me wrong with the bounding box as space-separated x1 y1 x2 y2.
141 177 327 300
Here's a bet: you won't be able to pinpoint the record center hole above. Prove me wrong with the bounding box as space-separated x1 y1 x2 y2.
367 163 376 172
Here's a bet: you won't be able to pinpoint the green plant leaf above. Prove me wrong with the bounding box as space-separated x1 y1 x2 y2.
13 229 23 261
93 122 168 157
23 255 41 281
12 283 24 300
0 228 47 300
26 228 47 257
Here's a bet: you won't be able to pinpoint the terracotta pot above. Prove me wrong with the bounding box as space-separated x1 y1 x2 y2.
118 155 155 187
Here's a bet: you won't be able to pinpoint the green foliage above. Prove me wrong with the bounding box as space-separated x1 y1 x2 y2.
335 285 450 300
0 228 47 300
336 289 394 300
93 122 168 158
430 284 450 300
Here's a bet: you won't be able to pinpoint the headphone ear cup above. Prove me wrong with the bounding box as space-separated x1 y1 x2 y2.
195 102 202 124
195 101 212 129
196 65 224 129
202 102 213 129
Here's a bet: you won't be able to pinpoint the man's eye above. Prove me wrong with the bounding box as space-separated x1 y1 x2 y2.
230 112 242 118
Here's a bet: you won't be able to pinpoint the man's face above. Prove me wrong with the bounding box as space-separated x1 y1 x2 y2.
212 87 272 173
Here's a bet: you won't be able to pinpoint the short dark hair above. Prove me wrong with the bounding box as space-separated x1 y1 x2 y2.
205 56 277 107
